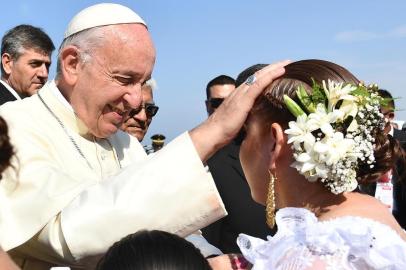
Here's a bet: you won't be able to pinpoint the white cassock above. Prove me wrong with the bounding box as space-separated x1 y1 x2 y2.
0 81 226 269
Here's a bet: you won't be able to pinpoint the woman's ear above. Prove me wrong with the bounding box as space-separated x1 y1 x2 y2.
59 46 81 86
269 122 285 172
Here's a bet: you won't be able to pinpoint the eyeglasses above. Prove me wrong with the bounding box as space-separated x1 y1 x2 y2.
129 103 159 118
207 98 224 109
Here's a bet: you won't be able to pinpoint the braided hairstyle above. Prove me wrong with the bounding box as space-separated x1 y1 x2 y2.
250 59 405 185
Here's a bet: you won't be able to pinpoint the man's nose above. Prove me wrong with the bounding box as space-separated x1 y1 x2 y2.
134 106 148 122
37 64 49 79
123 83 142 109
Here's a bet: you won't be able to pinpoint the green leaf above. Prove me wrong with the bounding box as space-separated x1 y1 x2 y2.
284 95 306 117
296 85 316 113
351 85 369 97
310 79 327 109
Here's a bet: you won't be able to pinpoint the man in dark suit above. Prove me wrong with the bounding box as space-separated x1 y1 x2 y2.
0 24 54 105
202 73 274 253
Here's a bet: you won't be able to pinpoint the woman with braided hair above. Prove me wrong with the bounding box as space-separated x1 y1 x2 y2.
236 60 406 269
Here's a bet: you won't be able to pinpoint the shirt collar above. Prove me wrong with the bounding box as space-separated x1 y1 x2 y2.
49 80 74 112
0 80 22 100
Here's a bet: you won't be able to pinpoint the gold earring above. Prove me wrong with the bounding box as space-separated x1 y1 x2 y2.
266 171 276 228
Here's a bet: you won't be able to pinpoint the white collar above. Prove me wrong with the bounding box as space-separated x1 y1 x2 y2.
49 80 74 112
0 79 21 100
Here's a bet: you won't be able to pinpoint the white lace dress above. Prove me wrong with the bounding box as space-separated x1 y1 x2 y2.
237 207 406 270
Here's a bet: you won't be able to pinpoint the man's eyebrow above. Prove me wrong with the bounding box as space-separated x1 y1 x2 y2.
29 59 51 63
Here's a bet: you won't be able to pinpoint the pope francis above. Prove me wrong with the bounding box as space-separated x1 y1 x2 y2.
0 3 288 270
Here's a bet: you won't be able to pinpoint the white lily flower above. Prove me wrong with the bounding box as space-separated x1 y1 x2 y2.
285 114 316 145
322 132 354 166
322 79 357 111
307 104 344 137
339 99 358 118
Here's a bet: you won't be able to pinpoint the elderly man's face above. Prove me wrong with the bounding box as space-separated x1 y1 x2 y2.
70 24 155 138
2 48 51 96
121 85 155 141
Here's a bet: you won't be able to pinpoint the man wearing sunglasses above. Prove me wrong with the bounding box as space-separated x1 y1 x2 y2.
121 79 159 142
205 75 235 116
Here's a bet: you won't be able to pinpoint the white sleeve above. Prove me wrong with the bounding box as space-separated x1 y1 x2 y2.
60 132 226 261
185 231 223 258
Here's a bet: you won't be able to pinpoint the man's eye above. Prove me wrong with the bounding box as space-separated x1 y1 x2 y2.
29 62 41 68
115 76 133 85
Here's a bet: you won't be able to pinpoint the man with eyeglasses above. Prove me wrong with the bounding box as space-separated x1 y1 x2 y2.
121 78 159 142
202 71 274 254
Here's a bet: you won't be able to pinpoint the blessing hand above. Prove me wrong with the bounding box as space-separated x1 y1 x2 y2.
190 60 290 162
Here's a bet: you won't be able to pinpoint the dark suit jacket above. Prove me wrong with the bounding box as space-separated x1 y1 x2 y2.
202 141 275 253
0 81 17 105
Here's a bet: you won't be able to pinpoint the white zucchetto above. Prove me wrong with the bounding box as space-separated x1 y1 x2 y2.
64 3 147 38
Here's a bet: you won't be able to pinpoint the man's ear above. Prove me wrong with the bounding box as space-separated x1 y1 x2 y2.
59 46 81 85
1 53 13 76
269 122 285 172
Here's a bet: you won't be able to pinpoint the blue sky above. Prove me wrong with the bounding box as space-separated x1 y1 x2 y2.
2 1 406 145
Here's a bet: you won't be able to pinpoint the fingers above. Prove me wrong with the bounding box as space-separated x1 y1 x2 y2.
238 60 291 98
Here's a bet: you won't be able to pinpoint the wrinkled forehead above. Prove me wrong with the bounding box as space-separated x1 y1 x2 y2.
100 24 155 52
90 24 155 72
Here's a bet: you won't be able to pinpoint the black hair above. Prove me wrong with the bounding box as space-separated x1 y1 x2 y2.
235 64 268 87
378 89 395 111
96 230 212 270
206 75 235 99
1 24 55 75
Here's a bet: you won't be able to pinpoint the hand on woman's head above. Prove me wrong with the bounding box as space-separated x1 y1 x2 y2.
190 60 290 162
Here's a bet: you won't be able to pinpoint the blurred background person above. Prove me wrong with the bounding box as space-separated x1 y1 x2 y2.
204 75 235 116
202 73 274 254
0 24 54 104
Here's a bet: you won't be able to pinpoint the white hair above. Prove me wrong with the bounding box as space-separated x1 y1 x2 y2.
145 78 158 91
56 26 105 78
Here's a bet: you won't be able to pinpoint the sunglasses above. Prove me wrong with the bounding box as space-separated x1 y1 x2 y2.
208 98 224 109
129 103 159 118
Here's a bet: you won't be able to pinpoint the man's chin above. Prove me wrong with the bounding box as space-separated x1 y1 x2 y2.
128 130 144 141
92 126 119 139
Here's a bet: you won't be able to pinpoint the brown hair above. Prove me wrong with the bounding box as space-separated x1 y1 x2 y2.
0 116 13 176
251 59 404 184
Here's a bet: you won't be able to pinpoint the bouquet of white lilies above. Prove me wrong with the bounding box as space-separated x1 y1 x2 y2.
284 80 385 194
